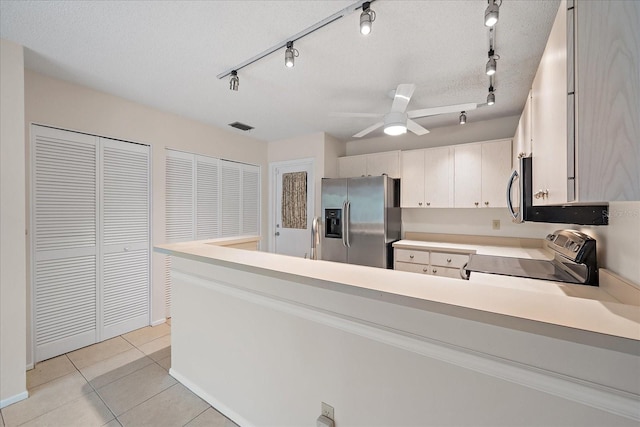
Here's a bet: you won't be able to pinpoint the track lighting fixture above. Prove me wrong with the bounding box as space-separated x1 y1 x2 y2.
487 86 495 105
486 49 499 76
360 2 376 35
484 0 500 27
285 41 299 68
459 111 467 125
229 70 239 91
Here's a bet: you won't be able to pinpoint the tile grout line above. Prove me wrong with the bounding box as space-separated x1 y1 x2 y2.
115 382 180 423
181 406 210 427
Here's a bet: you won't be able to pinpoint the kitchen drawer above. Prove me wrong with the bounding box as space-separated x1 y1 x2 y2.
395 248 429 264
430 252 470 268
430 266 463 279
395 261 430 274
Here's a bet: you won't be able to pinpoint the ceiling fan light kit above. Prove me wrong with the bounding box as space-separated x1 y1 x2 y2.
383 112 408 136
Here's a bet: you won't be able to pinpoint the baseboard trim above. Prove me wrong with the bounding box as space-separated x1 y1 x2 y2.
151 318 166 327
170 369 253 427
0 391 28 409
174 269 640 422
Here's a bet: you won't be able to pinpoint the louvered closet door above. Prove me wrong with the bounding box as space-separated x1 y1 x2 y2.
165 150 195 317
221 161 241 237
32 126 98 362
241 164 260 236
100 138 150 339
196 155 221 240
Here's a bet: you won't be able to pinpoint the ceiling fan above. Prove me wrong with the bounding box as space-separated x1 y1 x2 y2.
331 84 478 138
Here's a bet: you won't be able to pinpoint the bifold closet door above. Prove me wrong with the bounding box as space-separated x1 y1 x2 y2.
33 126 98 362
100 138 150 339
32 125 150 362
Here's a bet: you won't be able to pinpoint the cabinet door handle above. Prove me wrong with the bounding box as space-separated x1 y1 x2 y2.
474 202 479 207
484 201 489 206
418 202 423 206
426 202 431 206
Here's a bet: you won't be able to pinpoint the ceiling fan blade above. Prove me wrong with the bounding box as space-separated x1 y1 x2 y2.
390 84 416 113
408 102 478 119
353 121 384 138
407 119 430 136
329 112 384 118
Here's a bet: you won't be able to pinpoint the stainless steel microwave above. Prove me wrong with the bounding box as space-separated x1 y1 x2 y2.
506 157 608 226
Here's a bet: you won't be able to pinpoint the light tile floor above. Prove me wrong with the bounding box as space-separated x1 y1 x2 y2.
1 320 238 427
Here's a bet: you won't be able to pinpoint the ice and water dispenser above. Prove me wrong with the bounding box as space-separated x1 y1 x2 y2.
324 208 342 239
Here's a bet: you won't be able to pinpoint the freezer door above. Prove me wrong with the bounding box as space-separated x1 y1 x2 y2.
347 176 387 268
321 178 348 263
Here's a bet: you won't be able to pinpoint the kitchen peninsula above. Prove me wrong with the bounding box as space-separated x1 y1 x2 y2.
156 238 640 427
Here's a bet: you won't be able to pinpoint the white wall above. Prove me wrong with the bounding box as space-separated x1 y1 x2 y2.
267 132 345 251
23 70 268 366
0 39 28 407
346 115 520 155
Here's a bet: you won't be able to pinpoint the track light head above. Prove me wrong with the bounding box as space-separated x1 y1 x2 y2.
360 2 376 35
459 111 467 125
285 41 298 68
486 57 497 76
485 0 499 27
487 86 495 105
229 70 239 91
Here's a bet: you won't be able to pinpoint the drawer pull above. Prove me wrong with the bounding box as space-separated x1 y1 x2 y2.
422 267 428 273
447 258 452 263
409 254 414 259
432 268 437 274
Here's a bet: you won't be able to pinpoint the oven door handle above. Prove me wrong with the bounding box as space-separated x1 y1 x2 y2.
460 262 470 280
506 169 519 221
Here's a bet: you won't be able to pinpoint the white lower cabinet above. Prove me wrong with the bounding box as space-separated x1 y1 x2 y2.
394 247 473 280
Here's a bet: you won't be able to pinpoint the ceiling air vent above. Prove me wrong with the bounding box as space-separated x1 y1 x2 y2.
228 122 254 131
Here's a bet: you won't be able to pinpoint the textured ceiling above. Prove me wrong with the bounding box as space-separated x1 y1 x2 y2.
0 0 560 142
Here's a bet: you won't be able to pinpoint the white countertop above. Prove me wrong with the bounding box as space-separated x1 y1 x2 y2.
156 237 640 341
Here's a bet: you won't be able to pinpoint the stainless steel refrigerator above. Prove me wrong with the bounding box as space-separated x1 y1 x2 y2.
321 176 401 268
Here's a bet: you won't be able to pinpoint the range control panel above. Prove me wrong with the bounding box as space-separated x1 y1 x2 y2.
545 229 595 263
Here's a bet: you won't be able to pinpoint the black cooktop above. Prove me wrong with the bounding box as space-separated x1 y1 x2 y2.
465 254 583 284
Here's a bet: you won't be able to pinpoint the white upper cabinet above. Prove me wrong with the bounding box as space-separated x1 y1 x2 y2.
481 140 513 207
424 147 453 208
401 149 425 207
513 90 532 168
454 144 482 208
531 1 568 206
338 151 400 178
454 139 512 208
401 147 453 208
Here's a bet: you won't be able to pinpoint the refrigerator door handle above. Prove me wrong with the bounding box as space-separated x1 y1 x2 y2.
341 201 348 248
345 201 351 248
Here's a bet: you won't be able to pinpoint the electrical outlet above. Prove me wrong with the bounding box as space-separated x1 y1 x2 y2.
492 219 500 230
321 402 334 420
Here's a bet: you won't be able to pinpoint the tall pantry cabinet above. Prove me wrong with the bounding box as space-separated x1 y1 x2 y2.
31 125 150 362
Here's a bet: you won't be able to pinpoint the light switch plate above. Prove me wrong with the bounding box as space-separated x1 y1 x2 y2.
492 219 500 230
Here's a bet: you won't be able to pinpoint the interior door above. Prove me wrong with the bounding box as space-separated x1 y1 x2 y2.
274 161 313 257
